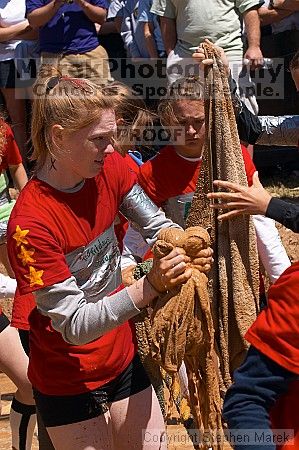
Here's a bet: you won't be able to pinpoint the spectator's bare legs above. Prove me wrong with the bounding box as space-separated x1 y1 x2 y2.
0 88 28 168
47 386 166 450
0 326 33 404
0 325 36 450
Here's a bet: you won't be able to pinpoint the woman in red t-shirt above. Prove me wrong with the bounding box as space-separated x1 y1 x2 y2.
7 71 213 450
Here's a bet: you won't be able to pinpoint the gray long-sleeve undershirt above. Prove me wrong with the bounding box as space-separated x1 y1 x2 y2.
34 276 140 346
119 184 181 247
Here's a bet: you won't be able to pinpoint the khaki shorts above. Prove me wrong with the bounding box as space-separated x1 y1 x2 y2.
41 45 112 85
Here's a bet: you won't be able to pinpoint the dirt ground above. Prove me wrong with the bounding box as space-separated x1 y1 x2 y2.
0 197 298 449
276 221 298 263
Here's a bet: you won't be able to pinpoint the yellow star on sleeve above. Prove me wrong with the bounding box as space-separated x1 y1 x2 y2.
12 225 30 247
24 266 44 288
17 246 36 266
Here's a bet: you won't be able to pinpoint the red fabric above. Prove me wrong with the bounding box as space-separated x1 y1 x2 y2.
246 262 299 375
270 380 299 449
246 262 299 449
8 151 137 395
0 122 22 172
114 215 129 253
11 291 35 331
123 153 140 175
138 144 255 207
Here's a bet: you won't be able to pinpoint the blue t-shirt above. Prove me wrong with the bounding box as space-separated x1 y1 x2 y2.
26 0 109 54
137 0 164 54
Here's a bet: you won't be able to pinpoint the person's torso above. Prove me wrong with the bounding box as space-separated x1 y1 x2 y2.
10 152 136 395
139 144 255 227
138 146 201 227
35 0 99 54
0 0 25 59
170 0 244 57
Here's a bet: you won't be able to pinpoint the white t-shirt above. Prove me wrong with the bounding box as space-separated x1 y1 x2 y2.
0 0 26 61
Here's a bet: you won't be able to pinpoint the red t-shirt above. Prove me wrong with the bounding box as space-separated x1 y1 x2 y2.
138 144 255 207
137 144 264 289
8 151 138 395
0 122 22 172
246 262 299 375
246 262 299 449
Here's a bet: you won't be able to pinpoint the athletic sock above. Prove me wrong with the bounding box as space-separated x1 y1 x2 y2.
10 397 36 450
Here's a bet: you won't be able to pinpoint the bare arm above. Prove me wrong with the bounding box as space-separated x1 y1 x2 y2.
9 164 28 192
74 0 107 24
160 16 176 55
258 5 294 25
27 0 64 28
243 8 263 69
0 21 32 42
17 27 38 40
143 22 159 58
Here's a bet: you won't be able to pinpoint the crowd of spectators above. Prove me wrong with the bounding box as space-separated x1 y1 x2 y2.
1 0 298 163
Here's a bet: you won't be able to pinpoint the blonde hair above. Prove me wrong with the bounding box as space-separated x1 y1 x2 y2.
31 66 116 169
102 82 153 154
158 76 205 127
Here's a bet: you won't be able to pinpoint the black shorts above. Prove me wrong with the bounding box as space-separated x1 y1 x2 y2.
0 311 10 333
34 354 151 427
19 329 30 356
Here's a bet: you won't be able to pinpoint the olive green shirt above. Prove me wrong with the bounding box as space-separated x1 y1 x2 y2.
151 0 263 59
